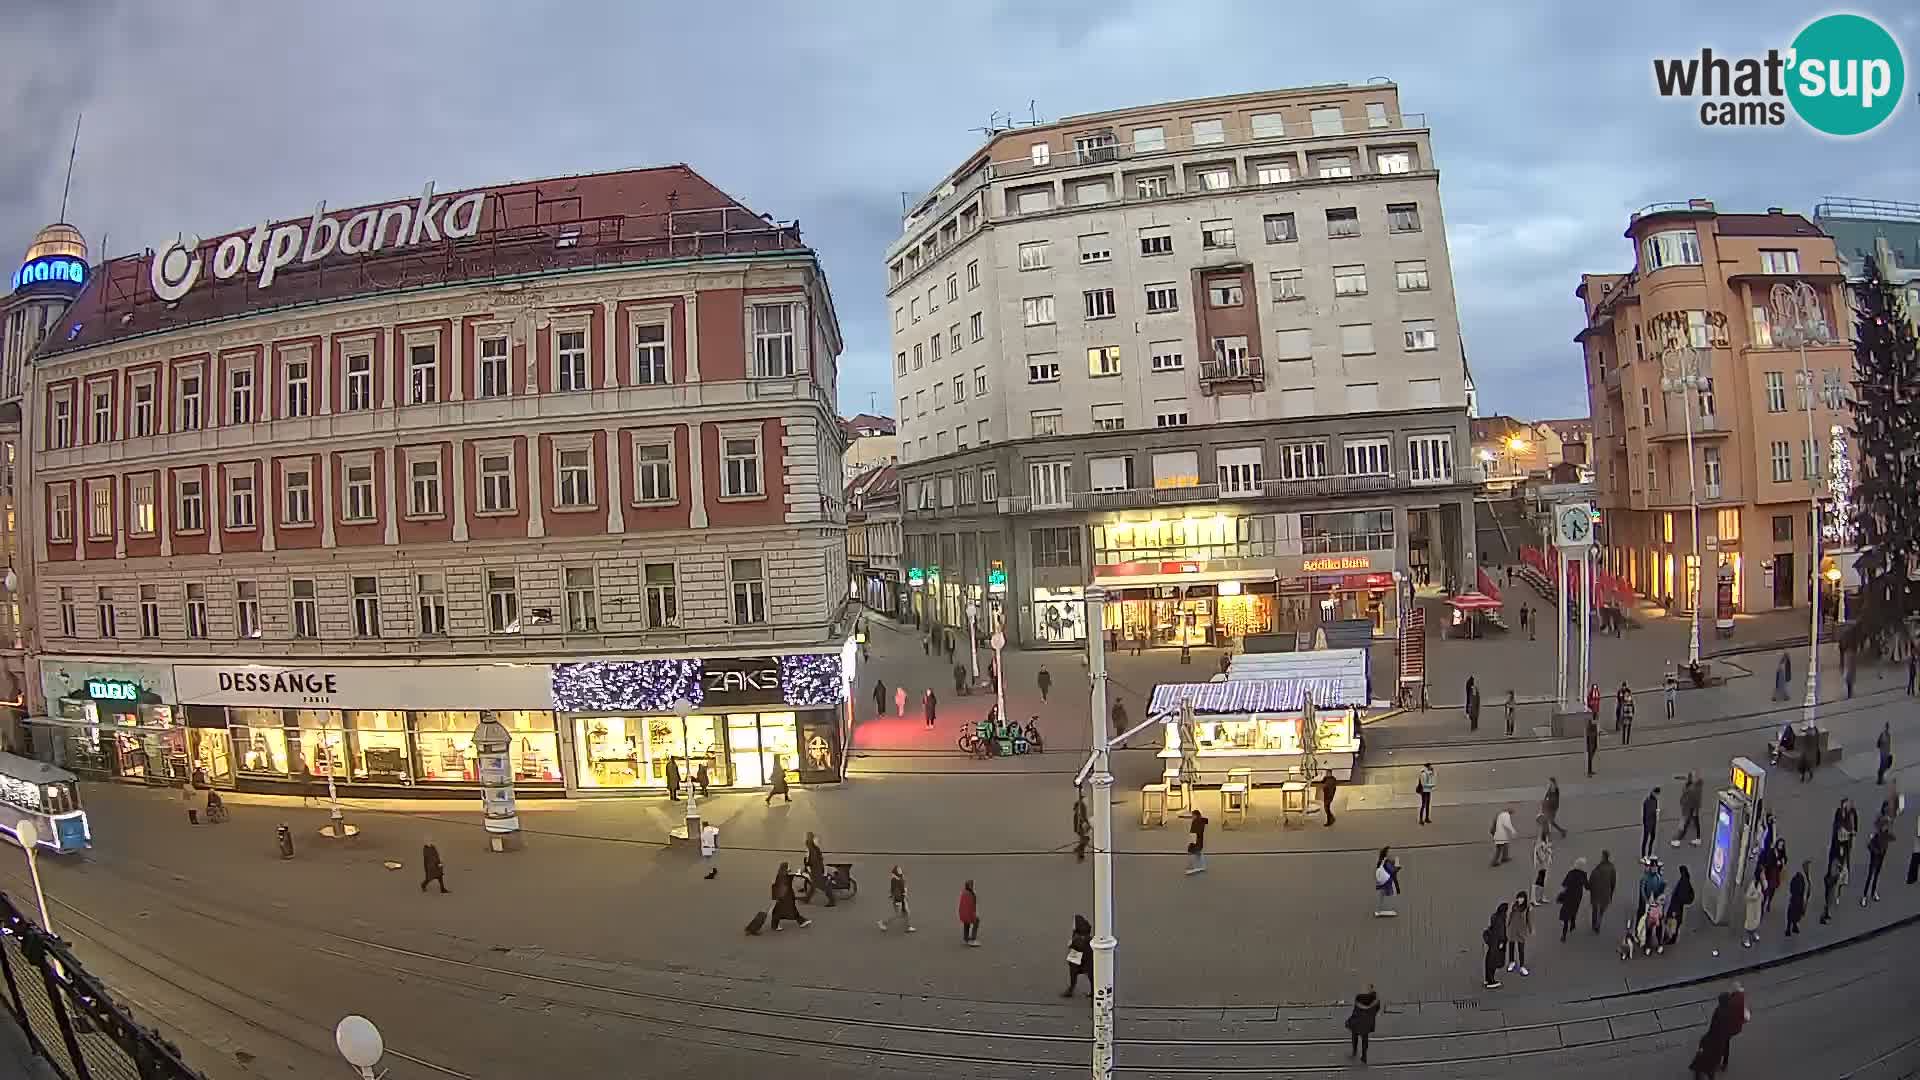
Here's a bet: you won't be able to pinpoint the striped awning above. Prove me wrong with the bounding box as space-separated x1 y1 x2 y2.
1149 677 1359 718
1448 592 1502 610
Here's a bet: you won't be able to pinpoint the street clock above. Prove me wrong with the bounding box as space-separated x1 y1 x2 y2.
1553 502 1595 549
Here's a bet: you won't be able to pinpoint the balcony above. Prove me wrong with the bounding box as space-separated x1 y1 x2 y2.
1199 355 1264 393
1645 414 1731 443
908 468 1475 521
984 113 1430 183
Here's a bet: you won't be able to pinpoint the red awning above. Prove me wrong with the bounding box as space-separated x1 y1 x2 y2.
1448 592 1503 610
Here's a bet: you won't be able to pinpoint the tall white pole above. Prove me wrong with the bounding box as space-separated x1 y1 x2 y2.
1681 367 1704 667
1579 552 1592 697
324 719 344 834
967 601 981 683
1556 542 1569 710
1802 339 1823 730
1084 585 1116 1080
14 821 53 935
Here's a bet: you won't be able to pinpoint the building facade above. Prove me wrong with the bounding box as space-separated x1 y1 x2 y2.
1578 201 1851 617
25 167 855 798
842 412 898 472
845 463 902 614
885 84 1479 647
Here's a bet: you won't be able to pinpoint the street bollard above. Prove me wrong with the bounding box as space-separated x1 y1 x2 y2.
276 824 294 859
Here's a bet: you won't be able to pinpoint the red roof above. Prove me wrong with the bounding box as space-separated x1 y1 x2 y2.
46 165 812 357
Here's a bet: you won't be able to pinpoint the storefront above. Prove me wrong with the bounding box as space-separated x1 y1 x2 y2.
1031 585 1091 644
1150 649 1370 782
1273 553 1402 638
170 662 562 797
551 652 848 795
1089 561 1281 649
859 568 901 615
34 661 185 785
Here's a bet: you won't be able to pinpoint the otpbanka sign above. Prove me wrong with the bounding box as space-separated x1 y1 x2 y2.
151 182 487 301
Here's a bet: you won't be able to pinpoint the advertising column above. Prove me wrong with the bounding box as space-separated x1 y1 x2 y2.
473 712 522 851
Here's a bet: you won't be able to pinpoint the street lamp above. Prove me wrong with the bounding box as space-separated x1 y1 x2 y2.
671 698 699 833
1771 281 1833 731
990 626 1007 727
964 600 981 684
1660 335 1710 668
1082 585 1116 1080
335 1015 385 1079
318 715 353 840
11 819 53 935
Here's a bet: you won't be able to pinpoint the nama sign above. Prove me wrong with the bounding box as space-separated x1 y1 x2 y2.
12 255 86 291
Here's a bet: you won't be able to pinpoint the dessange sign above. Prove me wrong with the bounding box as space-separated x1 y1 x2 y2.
171 663 550 711
151 182 488 301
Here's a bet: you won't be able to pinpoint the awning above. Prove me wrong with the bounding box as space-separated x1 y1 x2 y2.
1448 592 1502 610
1149 676 1362 717
1092 569 1278 589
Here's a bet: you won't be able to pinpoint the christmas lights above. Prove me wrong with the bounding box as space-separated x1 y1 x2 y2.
778 654 846 706
551 660 701 712
1826 424 1853 547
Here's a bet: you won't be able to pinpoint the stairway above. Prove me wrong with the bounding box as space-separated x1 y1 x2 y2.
1397 606 1426 704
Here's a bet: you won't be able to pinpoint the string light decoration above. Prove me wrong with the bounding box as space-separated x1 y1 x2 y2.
1845 255 1920 643
552 659 701 712
1825 424 1853 547
778 654 846 706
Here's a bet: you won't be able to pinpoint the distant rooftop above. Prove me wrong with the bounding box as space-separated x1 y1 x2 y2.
1813 197 1920 276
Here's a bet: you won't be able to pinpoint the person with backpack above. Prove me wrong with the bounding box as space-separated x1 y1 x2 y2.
1415 763 1436 826
1373 847 1401 917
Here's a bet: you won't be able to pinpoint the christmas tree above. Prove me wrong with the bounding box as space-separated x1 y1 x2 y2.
1845 256 1920 648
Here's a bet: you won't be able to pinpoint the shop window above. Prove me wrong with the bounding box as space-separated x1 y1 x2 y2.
348 710 411 782
1033 586 1087 643
293 709 346 779
231 708 290 775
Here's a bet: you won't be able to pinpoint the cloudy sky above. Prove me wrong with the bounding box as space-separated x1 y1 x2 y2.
4 1 1916 420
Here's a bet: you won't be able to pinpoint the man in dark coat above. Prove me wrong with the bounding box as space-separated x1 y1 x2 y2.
421 840 448 893
1587 850 1617 933
873 679 887 719
1585 717 1600 777
1320 771 1339 827
1038 667 1053 702
666 756 682 801
1063 915 1094 997
923 688 938 730
804 830 836 907
1556 858 1588 941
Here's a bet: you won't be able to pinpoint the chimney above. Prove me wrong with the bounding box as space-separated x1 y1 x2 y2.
1766 207 1785 215
1688 198 1715 212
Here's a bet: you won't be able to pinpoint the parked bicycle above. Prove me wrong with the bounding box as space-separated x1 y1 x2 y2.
958 716 1044 758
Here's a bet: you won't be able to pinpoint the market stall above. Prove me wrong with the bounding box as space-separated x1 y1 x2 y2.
1150 648 1369 782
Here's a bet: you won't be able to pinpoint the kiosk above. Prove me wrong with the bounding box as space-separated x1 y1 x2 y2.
1704 757 1765 926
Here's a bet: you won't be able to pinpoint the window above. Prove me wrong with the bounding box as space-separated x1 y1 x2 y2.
178 374 203 430
406 344 438 404
970 313 984 341
1087 455 1133 491
549 329 589 391
1387 204 1422 233
946 274 958 302
1027 355 1061 383
1201 219 1234 249
950 324 962 353
237 581 261 638
643 564 678 628
556 448 593 507
1031 527 1082 568
1256 164 1293 186
730 559 767 624
953 374 967 402
1251 112 1286 139
50 392 72 448
1083 288 1116 319
722 435 762 497
1132 126 1166 152
176 476 203 532
1152 450 1200 489
487 571 519 634
1088 346 1122 377
345 354 372 411
475 336 510 396
1073 132 1115 163
1642 229 1702 270
1212 336 1250 372
292 579 319 638
563 567 598 632
910 297 921 322
1408 434 1455 483
635 442 673 502
225 364 257 423
1280 441 1327 480
1408 378 1442 406
186 584 209 639
1030 142 1050 166
227 470 256 528
1030 461 1071 508
1078 233 1111 264
1023 297 1055 326
1155 404 1189 428
1150 341 1184 371
97 587 117 639
1015 188 1051 215
1190 118 1225 145
1263 213 1297 244
1347 383 1380 411
283 465 313 525
57 588 76 637
1316 156 1353 179
344 463 375 521
91 385 112 442
974 366 988 395
1139 226 1173 256
1019 240 1050 270
1345 438 1392 476
1327 208 1359 238
1310 107 1344 135
1340 324 1376 356
1198 167 1232 191
1395 259 1429 292
1750 306 1775 348
1772 514 1793 542
1403 319 1438 351
927 284 938 313
353 576 381 638
1207 281 1244 307
1375 151 1412 174
1091 404 1125 432
1703 447 1723 490
1641 387 1652 424
409 456 442 516
980 467 999 500
1699 377 1718 419
478 452 513 512
129 474 156 535
1030 409 1062 437
1767 441 1791 482
1271 269 1305 302
1821 368 1845 410
1074 180 1111 205
1366 102 1390 128
1801 439 1822 480
967 260 980 289
1136 174 1171 199
140 585 161 639
1334 265 1367 295
912 344 922 371
1273 328 1313 361
285 358 312 417
131 380 155 437
1218 446 1263 495
1765 371 1786 412
1145 284 1182 314
932 383 945 409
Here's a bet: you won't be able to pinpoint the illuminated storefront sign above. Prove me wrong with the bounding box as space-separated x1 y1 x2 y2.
1300 555 1375 574
150 182 487 301
84 679 141 702
12 255 87 291
908 567 925 586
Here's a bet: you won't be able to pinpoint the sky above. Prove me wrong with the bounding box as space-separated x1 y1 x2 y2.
4 1 1917 422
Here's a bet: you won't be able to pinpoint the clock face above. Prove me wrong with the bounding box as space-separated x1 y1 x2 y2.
1560 509 1591 542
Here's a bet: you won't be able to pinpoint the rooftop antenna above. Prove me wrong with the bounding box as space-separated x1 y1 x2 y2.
1027 100 1039 126
868 391 877 414
58 113 82 221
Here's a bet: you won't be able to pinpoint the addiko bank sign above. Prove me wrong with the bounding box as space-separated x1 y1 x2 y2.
151 182 487 301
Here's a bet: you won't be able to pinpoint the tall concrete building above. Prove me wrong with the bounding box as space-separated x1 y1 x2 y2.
1578 201 1850 616
885 84 1479 648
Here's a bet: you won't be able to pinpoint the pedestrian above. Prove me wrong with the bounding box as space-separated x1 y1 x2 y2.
765 755 791 805
1761 841 1785 914
700 822 719 879
1519 604 1529 634
1773 652 1791 700
1641 787 1660 859
1482 902 1509 989
1832 798 1859 891
1719 984 1749 1072
1073 791 1091 861
1111 700 1128 739
1669 865 1696 944
1673 770 1703 846
895 685 907 718
1786 860 1809 935
1664 670 1678 719
954 663 967 695
1490 806 1516 866
1185 808 1209 875
1616 681 1635 744
804 831 837 908
1504 689 1516 736
1038 667 1052 702
1557 857 1588 941
665 755 682 801
1346 984 1381 1063
1374 847 1401 917
1741 876 1764 947
958 880 980 945
420 839 449 894
1062 915 1093 997
1416 762 1435 826
1588 850 1616 933
1821 856 1841 924
1530 832 1554 906
1910 809 1920 885
1691 992 1735 1079
1909 648 1917 695
1505 891 1533 976
769 863 810 931
873 679 887 719
1464 676 1477 727
1527 605 1536 641
1636 856 1666 920
1863 817 1891 904
923 634 931 656
1542 777 1567 838
1466 685 1481 732
877 865 916 932
1845 649 1857 698
1877 722 1894 785
923 688 938 730
1585 682 1601 729
946 632 956 665
1319 770 1338 827
1585 716 1599 777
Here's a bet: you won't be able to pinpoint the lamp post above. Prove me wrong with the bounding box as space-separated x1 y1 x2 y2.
11 819 53 935
990 627 1007 727
1660 338 1710 668
1083 585 1116 1079
319 715 351 839
965 600 981 684
1771 281 1833 730
672 698 699 835
335 1015 385 1079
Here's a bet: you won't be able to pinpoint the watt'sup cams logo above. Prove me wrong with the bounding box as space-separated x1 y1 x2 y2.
1653 13 1906 136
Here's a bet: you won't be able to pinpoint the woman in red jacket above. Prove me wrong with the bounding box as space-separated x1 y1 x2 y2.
958 880 980 946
